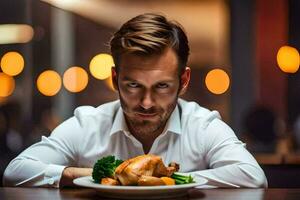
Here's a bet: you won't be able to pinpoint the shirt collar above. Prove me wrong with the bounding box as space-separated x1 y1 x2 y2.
164 105 181 135
109 104 182 136
109 107 128 136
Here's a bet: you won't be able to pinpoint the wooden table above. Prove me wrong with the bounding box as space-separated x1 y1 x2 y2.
1 187 300 200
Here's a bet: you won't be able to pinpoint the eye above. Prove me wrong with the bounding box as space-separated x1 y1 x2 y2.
156 83 169 89
127 82 140 88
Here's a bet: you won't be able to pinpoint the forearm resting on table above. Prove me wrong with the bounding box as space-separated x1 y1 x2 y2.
60 167 92 188
191 163 267 188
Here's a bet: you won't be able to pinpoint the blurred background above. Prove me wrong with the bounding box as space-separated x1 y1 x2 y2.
1 0 300 187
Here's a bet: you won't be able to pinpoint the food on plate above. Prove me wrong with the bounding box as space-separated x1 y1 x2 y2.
92 154 195 186
115 154 177 186
92 155 123 182
137 175 166 186
160 176 176 185
101 177 120 185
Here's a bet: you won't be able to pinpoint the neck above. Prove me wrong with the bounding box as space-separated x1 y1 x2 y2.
128 124 165 154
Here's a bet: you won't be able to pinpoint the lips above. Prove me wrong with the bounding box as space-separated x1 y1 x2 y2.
136 112 158 118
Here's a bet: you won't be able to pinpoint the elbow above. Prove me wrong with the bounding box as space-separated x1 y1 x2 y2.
251 172 268 188
3 164 17 187
239 164 268 188
2 158 26 187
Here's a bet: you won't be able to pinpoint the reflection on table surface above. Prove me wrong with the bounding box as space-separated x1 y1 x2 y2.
1 187 300 200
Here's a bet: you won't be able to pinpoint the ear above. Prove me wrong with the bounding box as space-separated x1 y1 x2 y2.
111 67 118 91
179 67 191 96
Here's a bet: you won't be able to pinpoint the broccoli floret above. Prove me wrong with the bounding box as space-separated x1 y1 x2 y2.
171 173 195 184
92 155 123 183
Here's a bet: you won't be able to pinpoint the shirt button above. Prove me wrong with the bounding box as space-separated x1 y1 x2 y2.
48 178 55 185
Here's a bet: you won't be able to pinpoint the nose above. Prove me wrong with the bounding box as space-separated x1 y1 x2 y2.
140 90 155 110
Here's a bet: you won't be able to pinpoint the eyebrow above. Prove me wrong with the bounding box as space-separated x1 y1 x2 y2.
121 76 137 82
121 76 175 84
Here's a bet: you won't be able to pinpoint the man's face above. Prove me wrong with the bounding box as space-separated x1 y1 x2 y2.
113 48 190 135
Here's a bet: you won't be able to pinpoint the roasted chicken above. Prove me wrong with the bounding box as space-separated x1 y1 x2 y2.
112 154 178 186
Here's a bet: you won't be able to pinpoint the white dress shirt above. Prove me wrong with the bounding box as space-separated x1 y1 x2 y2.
3 99 267 188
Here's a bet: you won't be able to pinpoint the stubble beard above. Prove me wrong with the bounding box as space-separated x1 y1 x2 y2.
120 96 178 136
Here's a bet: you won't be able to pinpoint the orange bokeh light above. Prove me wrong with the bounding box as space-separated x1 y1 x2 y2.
277 46 300 73
63 66 88 93
0 72 15 97
205 69 230 95
89 53 114 80
0 51 24 76
37 70 62 96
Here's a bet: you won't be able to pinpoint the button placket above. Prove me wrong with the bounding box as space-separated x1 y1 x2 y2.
149 132 168 154
123 131 144 153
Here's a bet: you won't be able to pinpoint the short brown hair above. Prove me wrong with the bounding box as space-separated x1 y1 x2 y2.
110 13 189 74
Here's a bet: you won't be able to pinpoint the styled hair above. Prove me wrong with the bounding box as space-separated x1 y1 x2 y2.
110 13 189 74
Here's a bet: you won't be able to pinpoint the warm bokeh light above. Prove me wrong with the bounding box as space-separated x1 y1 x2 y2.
1 51 25 76
0 72 15 97
89 53 114 80
205 69 230 95
277 46 300 73
104 74 115 91
0 24 34 44
37 70 62 96
63 66 88 93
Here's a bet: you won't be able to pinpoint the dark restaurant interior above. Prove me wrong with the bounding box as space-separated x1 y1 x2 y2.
1 0 300 188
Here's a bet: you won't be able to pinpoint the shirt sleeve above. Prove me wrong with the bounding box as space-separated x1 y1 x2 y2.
2 117 83 188
192 118 268 188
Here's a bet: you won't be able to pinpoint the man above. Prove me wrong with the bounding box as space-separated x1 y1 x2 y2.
3 13 267 188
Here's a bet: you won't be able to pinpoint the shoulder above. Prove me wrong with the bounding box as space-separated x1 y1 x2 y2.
178 98 221 130
50 100 120 145
178 99 238 149
73 100 120 127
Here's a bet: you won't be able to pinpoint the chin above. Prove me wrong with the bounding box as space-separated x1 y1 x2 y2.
131 123 162 134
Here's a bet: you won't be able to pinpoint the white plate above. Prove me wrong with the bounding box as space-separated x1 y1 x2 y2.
73 176 207 199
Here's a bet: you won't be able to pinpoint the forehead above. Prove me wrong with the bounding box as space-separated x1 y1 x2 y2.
118 48 179 76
